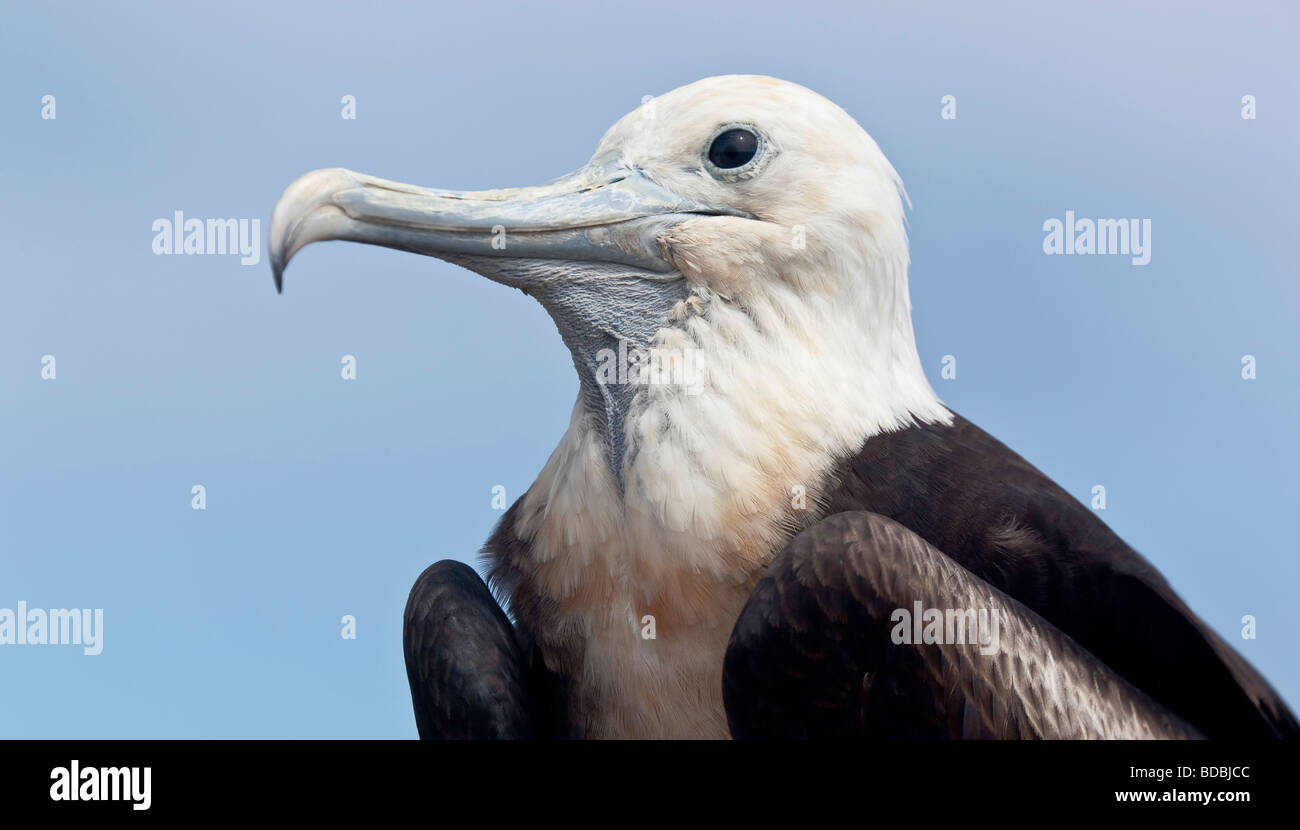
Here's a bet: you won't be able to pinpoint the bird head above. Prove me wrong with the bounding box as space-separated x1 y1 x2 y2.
269 75 943 486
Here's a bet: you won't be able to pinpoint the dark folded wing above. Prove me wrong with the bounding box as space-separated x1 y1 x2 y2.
818 413 1297 738
402 560 537 739
724 511 1202 739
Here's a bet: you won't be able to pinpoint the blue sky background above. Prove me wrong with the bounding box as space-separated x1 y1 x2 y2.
1 0 1296 737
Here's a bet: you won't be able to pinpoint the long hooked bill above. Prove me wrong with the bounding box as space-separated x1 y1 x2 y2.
267 160 740 292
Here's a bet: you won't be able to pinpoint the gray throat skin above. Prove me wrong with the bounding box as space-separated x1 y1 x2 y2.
447 256 690 487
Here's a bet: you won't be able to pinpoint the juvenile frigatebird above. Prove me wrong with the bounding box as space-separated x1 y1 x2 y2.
268 75 1297 739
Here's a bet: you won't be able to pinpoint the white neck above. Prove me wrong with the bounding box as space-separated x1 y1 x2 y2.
500 252 950 738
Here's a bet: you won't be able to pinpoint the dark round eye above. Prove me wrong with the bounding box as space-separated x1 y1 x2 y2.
707 128 759 169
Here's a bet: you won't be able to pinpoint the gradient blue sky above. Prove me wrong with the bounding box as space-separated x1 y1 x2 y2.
1 0 1296 737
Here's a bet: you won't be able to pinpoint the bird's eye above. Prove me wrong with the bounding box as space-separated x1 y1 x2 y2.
707 128 760 170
